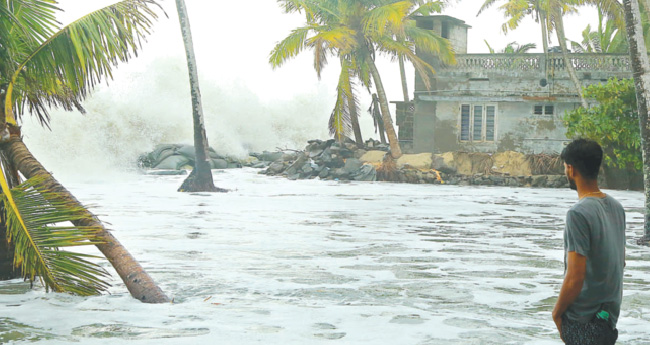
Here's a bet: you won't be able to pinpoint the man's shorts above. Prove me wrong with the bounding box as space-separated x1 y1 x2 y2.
561 314 618 345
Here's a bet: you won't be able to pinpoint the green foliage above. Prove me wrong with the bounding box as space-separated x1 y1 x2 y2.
1 0 163 127
0 0 161 296
2 176 110 295
273 0 455 140
484 40 537 54
570 8 628 53
564 78 642 170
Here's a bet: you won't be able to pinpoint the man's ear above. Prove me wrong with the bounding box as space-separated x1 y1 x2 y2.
566 164 574 178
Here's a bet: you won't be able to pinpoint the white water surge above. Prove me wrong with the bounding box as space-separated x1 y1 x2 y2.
0 169 649 344
2 2 647 343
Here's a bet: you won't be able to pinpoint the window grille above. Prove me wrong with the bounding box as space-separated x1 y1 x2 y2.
460 104 471 141
459 104 496 143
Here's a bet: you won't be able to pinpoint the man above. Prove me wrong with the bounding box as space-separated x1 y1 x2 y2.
553 139 626 344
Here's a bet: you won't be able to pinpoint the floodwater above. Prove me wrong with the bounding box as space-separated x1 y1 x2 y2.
0 169 649 344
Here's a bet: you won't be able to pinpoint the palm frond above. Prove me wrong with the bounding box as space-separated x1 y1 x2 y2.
4 0 164 126
0 0 60 48
363 1 411 36
477 0 502 16
484 39 496 54
2 175 110 295
375 35 437 90
329 62 353 141
408 1 444 17
403 22 455 64
500 2 528 34
269 25 315 68
515 42 537 53
570 40 586 53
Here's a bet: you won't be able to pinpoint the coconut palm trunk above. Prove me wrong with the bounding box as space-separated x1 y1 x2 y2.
2 137 171 301
623 0 650 245
175 0 219 193
366 55 402 158
554 13 589 108
399 56 409 102
540 10 550 80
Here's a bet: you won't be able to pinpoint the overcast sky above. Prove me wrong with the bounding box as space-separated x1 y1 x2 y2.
49 0 601 143
54 0 600 98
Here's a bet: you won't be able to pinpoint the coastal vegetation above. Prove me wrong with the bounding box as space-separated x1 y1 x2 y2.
0 0 169 301
270 0 455 158
564 78 641 170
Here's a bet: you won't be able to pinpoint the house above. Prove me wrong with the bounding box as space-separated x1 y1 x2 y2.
394 15 632 154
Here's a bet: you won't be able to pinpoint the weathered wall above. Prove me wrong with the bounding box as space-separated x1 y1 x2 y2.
407 53 633 154
413 100 577 154
413 101 437 153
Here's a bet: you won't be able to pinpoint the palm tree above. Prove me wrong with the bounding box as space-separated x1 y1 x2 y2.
0 0 169 302
479 0 552 69
570 7 628 53
547 1 591 108
621 0 650 245
478 0 593 108
393 0 452 113
272 0 455 158
174 0 223 193
484 40 537 53
270 4 361 145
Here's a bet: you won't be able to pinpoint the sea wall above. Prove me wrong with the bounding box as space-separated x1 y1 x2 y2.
258 139 571 189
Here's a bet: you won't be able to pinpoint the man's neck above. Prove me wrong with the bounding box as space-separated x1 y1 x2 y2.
575 179 603 200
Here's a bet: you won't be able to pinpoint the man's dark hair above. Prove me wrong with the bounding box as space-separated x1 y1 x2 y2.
560 139 603 180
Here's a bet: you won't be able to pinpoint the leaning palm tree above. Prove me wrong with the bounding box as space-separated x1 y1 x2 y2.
270 8 361 145
361 0 456 157
0 0 169 302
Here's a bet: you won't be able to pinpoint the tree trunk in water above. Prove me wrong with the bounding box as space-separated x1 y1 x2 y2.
623 0 650 245
366 57 402 158
399 55 409 102
346 72 363 147
555 14 589 108
2 137 171 301
175 0 219 193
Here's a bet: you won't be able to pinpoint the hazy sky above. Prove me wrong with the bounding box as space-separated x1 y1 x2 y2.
55 0 600 100
49 0 601 146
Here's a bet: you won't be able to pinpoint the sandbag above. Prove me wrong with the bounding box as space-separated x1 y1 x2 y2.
154 155 191 170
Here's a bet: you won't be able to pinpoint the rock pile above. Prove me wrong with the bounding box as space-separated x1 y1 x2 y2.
258 139 380 181
258 139 570 188
139 140 571 189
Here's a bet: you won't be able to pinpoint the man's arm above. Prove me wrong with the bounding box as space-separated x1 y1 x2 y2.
552 251 587 336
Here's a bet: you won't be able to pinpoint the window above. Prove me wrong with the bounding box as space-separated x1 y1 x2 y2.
460 105 471 141
460 104 497 142
473 106 483 141
534 104 554 116
486 106 496 141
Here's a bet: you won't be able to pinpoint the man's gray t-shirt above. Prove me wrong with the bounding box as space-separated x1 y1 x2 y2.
564 195 626 327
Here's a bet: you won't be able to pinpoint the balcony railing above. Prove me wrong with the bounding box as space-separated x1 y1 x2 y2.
443 53 631 73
